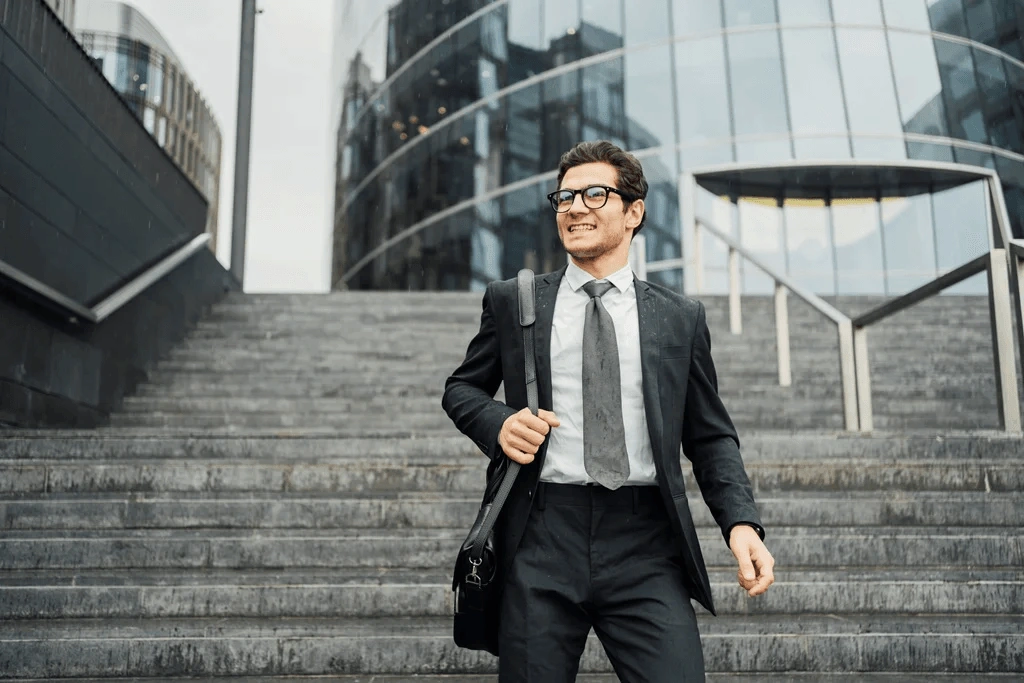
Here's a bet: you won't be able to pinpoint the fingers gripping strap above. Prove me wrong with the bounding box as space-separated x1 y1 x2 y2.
469 270 537 562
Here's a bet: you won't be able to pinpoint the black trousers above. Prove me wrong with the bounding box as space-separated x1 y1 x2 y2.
498 482 705 682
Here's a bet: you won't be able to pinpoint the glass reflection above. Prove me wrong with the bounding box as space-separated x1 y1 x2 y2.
881 194 937 292
738 197 785 294
834 29 905 158
973 48 1021 153
625 0 671 44
581 0 623 37
624 45 676 150
778 0 832 24
781 28 850 156
882 0 932 29
545 0 581 48
833 198 886 295
785 199 836 295
673 0 722 35
965 0 998 44
928 0 969 37
723 0 777 27
675 36 731 144
934 39 988 144
726 30 791 138
932 180 990 293
887 30 950 137
832 0 883 24
509 0 543 50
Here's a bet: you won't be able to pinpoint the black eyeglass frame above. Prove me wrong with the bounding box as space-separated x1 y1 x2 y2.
546 185 636 213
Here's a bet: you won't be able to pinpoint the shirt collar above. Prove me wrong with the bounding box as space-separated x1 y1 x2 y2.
565 260 635 294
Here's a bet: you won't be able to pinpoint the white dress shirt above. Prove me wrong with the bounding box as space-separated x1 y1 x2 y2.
540 260 657 486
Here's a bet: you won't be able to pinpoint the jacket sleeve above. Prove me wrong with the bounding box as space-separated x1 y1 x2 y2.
681 301 765 544
442 283 517 461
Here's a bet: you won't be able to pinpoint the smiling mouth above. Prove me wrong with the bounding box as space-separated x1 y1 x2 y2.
567 224 596 233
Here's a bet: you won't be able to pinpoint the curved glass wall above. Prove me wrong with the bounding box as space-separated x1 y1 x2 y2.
332 0 1024 293
76 3 223 246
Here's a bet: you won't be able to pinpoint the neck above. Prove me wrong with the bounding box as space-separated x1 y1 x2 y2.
570 252 630 280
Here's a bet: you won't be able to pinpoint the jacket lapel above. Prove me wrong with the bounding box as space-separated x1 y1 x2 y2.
532 266 564 413
636 280 665 474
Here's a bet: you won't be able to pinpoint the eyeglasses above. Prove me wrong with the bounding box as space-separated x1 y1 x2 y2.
546 185 634 213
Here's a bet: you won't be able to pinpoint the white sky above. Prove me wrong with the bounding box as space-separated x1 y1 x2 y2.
117 0 335 292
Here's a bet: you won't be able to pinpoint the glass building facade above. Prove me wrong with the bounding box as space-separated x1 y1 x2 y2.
332 0 1024 294
75 0 223 248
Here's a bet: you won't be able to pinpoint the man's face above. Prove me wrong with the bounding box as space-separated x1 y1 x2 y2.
555 162 643 262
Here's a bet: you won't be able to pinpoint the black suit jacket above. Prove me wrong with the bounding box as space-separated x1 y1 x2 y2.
442 266 763 615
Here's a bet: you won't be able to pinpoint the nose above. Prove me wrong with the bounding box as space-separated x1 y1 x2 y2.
568 192 590 214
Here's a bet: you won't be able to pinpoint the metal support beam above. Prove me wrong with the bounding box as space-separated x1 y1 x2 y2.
986 249 1022 433
837 320 860 432
853 326 873 432
774 283 791 387
230 0 257 287
728 247 742 335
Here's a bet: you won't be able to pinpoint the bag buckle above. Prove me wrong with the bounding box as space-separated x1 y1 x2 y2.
466 557 483 586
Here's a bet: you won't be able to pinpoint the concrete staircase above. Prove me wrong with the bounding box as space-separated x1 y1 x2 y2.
0 292 1022 680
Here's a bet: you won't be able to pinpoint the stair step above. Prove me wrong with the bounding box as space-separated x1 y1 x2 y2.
0 568 1019 619
1 615 1020 677
1 526 1019 570
2 491 1021 530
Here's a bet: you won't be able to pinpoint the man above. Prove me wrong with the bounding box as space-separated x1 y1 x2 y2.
442 140 774 682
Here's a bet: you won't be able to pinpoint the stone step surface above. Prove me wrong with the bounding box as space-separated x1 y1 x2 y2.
1 616 1021 677
3 292 1022 679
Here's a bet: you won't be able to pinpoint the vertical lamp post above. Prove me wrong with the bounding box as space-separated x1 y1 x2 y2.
230 0 257 286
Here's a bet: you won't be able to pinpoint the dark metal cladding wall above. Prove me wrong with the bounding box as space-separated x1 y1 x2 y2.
0 0 209 307
0 0 239 428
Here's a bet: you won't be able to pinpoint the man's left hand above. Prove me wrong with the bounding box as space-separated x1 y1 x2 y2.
729 525 775 597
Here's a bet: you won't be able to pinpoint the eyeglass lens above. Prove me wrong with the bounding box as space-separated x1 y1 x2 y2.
552 186 610 212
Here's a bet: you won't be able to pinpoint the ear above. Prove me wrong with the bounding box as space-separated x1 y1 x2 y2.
625 198 645 230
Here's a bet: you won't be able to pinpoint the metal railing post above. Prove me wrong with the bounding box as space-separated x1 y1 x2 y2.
853 326 873 432
774 283 792 387
986 249 1023 433
837 320 860 431
729 247 742 334
680 172 700 294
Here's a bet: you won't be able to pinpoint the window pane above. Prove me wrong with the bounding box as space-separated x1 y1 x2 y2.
727 30 790 137
625 0 670 44
934 39 988 144
975 49 1022 153
781 29 849 137
639 149 681 262
778 0 831 24
676 36 731 143
927 0 968 37
888 31 950 137
908 140 955 161
582 57 627 144
965 0 998 44
545 0 580 47
835 29 905 158
795 136 853 159
1006 62 1024 155
581 0 623 38
932 180 990 292
625 45 677 150
723 0 777 27
881 194 937 293
785 200 836 295
509 0 543 49
882 0 931 29
673 0 722 35
833 199 885 294
832 0 883 24
738 198 785 294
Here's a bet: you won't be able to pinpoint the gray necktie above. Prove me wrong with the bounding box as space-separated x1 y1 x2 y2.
582 280 630 490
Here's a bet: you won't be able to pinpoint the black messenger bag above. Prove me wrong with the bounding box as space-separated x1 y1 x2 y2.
452 268 538 656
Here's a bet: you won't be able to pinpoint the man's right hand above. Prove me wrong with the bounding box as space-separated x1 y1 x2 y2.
498 408 560 464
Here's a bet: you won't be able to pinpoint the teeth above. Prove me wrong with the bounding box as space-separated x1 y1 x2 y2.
569 225 594 233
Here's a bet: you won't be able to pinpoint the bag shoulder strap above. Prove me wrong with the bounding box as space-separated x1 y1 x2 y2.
469 269 536 561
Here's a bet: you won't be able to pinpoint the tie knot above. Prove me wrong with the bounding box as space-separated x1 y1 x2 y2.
583 280 615 300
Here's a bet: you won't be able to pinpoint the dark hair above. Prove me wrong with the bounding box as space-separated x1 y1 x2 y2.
556 140 649 233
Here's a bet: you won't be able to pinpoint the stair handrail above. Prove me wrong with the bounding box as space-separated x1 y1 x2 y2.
0 233 211 325
694 215 1022 434
694 216 859 430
